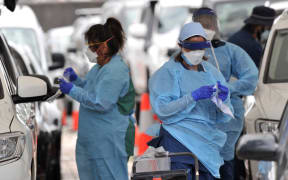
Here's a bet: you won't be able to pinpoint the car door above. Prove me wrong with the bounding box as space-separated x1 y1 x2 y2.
276 102 288 179
9 46 37 146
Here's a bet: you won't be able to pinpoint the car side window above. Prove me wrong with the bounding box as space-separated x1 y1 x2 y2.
0 78 4 99
10 47 30 76
265 29 288 83
0 36 18 94
0 55 6 99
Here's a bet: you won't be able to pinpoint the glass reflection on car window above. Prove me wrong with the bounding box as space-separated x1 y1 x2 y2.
0 28 41 64
267 29 288 82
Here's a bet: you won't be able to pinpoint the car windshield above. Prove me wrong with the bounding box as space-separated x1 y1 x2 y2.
158 7 189 34
267 29 288 83
215 1 264 39
0 28 41 61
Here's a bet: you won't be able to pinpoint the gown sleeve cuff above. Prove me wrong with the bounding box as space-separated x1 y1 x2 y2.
72 77 83 86
68 85 81 101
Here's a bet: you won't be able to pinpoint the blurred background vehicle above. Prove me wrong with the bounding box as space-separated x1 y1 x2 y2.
0 5 66 180
243 8 288 180
47 26 74 55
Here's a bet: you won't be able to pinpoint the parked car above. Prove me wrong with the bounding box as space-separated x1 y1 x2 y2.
0 5 65 180
243 8 288 179
0 32 57 180
237 100 288 180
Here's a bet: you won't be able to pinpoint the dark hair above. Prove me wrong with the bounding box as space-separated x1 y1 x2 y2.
85 17 126 56
175 51 184 63
243 23 260 34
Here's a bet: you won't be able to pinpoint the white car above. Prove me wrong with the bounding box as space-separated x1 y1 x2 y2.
243 9 288 179
0 32 56 180
0 5 65 179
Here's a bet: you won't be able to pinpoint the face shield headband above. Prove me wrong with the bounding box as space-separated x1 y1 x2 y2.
193 8 216 17
180 41 211 50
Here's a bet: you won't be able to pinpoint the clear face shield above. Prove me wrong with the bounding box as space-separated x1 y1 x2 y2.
193 11 221 72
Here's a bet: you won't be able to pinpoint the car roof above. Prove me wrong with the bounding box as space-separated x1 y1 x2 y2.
0 5 41 29
270 1 288 11
272 9 288 30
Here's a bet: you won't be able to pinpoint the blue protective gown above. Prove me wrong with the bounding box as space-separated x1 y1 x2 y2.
149 58 233 178
205 41 258 161
67 55 135 180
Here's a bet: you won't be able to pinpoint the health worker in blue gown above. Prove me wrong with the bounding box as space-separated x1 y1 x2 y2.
193 8 259 180
148 22 234 180
59 18 135 180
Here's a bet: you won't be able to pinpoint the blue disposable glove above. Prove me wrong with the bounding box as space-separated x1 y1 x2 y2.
63 67 78 82
217 81 229 101
191 85 216 101
59 78 73 94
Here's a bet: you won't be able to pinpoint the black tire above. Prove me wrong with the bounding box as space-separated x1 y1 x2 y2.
36 132 51 180
46 130 62 180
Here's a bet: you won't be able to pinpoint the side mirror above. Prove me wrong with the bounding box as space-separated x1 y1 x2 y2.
49 53 65 71
128 23 147 39
12 75 58 103
236 133 279 161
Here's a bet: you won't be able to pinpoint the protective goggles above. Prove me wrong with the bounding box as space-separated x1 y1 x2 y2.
87 36 114 49
180 41 210 50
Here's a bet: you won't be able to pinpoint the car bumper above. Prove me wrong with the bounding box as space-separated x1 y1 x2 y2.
0 156 31 180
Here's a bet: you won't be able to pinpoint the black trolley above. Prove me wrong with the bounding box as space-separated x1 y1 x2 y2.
131 152 199 180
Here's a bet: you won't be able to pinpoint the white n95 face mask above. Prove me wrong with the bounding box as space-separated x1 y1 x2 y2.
85 48 98 63
182 50 205 66
204 29 216 41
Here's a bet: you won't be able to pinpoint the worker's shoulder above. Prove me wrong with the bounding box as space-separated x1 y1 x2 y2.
102 55 129 77
151 59 180 79
222 41 248 54
107 55 129 71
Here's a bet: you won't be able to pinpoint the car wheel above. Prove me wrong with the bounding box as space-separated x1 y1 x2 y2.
46 130 62 180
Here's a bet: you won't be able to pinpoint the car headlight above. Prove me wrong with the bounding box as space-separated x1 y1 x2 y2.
255 119 279 133
0 132 25 165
